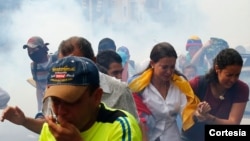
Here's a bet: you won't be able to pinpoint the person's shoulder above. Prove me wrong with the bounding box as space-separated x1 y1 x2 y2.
232 80 249 101
96 103 142 139
99 72 127 86
235 80 249 90
99 72 130 94
237 79 249 85
99 103 135 121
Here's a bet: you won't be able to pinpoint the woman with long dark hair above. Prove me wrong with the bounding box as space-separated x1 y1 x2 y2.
129 42 200 141
182 48 249 141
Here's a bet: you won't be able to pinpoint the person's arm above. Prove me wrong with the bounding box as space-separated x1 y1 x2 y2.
106 76 139 121
177 54 187 72
22 117 45 134
193 101 211 122
205 102 247 124
190 40 211 65
119 86 139 121
1 106 44 134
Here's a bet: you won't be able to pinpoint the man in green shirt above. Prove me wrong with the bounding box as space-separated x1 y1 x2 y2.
39 56 142 141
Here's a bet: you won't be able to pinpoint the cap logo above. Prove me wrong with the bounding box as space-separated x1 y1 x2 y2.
52 66 75 72
50 66 75 83
47 56 100 86
55 72 67 79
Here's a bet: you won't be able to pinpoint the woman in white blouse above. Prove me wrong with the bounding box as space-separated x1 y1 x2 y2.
129 42 200 141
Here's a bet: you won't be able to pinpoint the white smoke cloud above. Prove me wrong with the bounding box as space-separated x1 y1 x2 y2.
0 0 249 130
0 0 92 116
197 0 250 47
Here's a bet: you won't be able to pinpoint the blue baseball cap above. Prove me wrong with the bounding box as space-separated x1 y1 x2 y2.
98 37 116 53
43 56 99 103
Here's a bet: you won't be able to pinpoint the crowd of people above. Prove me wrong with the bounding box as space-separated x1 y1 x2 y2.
0 35 249 141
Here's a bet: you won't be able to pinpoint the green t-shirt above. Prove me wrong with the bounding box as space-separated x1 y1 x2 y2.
39 103 142 141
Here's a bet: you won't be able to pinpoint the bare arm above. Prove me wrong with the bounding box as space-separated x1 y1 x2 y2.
1 106 45 134
22 117 45 134
190 40 211 65
205 102 247 124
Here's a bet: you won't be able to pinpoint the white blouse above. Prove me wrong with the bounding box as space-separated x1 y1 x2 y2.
142 82 187 141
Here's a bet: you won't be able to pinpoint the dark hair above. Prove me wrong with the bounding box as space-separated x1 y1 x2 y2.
58 36 95 61
58 37 99 92
142 42 184 77
96 50 122 74
150 42 177 59
205 48 243 82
